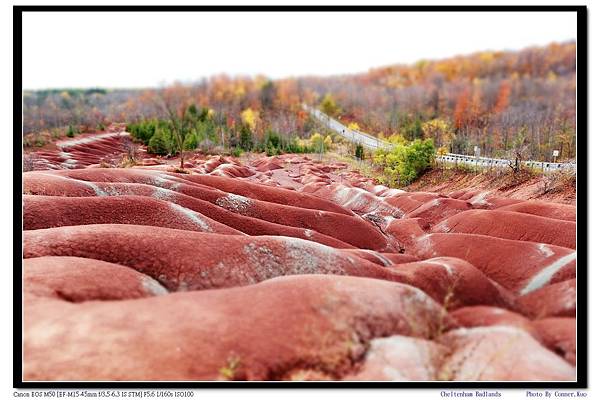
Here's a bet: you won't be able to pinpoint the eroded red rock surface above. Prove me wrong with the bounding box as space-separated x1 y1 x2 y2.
25 131 135 170
22 141 577 381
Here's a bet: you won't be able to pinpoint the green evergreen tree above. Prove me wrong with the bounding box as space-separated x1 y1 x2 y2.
239 124 253 151
355 144 364 160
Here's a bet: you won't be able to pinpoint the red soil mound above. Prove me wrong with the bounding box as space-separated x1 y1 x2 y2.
406 198 472 229
209 163 255 178
23 225 404 291
450 306 539 340
401 192 440 203
385 218 427 249
300 182 404 218
252 157 284 172
448 189 471 199
173 173 353 215
23 195 241 235
517 279 576 319
341 250 419 266
432 209 576 249
24 172 101 196
24 175 355 249
437 326 575 380
383 195 426 215
382 253 421 264
24 256 168 302
388 257 516 311
343 336 447 381
532 318 576 365
450 306 575 366
466 191 524 209
408 233 576 294
49 169 397 250
24 275 447 381
200 155 230 173
26 132 133 170
40 169 393 250
23 223 515 312
497 201 576 222
340 249 398 267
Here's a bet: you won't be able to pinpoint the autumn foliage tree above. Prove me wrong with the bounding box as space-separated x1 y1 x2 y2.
319 93 341 117
422 118 454 148
493 80 511 113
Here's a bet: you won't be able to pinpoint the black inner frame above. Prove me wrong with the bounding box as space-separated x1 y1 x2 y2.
13 4 588 389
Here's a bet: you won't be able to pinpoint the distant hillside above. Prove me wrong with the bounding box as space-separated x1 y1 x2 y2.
23 41 576 162
298 41 576 160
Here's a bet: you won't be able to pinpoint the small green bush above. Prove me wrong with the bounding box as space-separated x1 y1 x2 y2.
194 119 218 142
51 128 62 139
284 137 313 154
183 132 199 150
266 143 282 156
255 130 286 154
66 125 75 138
147 127 174 155
127 119 164 145
34 136 47 147
374 138 435 186
231 146 243 157
265 130 281 149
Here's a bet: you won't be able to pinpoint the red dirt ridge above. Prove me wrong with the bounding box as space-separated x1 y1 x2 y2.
22 138 577 381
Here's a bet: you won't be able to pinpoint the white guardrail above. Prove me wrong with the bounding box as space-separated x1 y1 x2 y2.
305 104 576 173
437 153 576 172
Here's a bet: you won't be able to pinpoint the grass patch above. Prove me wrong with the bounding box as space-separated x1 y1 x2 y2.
219 355 241 380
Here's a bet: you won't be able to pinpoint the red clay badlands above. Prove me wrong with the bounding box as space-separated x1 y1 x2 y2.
25 131 133 170
22 140 577 381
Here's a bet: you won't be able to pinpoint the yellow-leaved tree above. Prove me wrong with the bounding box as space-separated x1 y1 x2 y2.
347 122 360 131
319 93 340 117
387 133 407 145
240 108 259 131
422 118 454 148
310 133 332 152
239 108 260 150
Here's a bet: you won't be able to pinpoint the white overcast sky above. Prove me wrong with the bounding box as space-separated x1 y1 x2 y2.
22 11 577 90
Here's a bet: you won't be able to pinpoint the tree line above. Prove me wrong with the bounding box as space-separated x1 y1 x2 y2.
23 41 576 162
